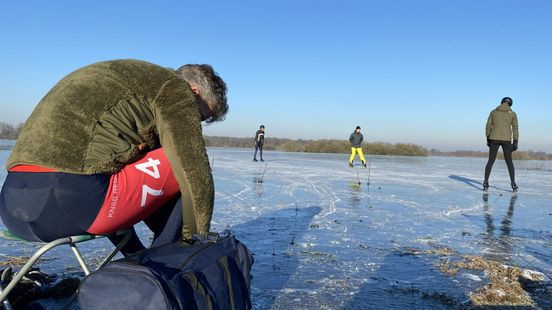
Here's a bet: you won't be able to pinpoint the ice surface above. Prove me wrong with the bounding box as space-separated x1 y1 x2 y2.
1 146 551 309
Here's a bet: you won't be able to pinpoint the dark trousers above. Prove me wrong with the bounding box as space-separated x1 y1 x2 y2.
0 172 182 256
484 140 516 184
254 144 263 160
108 196 183 255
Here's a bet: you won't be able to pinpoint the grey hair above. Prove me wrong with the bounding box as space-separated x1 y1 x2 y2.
175 64 228 123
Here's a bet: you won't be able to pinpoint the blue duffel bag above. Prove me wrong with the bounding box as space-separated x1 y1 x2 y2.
78 233 253 310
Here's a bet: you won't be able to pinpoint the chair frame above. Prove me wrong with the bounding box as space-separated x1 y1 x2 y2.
0 229 132 306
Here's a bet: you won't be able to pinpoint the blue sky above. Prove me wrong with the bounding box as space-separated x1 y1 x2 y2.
1 1 551 151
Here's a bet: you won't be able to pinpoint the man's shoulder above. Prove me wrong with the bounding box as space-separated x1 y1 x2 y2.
490 109 501 117
87 59 168 70
70 60 175 83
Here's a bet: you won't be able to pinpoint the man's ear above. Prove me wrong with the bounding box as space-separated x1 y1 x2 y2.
190 85 200 95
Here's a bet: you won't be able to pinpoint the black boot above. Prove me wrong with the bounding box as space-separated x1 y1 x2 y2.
253 158 258 162
349 161 354 168
511 182 518 192
483 181 489 190
362 161 367 168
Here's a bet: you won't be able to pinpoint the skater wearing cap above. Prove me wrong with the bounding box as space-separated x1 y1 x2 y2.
253 125 265 162
349 126 367 167
484 97 519 191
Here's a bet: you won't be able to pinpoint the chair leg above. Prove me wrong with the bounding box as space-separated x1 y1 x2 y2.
0 230 131 303
62 229 132 308
70 243 91 276
97 229 132 269
0 268 14 309
0 236 79 302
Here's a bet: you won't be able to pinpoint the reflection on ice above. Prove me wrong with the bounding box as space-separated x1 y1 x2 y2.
206 149 551 309
482 193 517 263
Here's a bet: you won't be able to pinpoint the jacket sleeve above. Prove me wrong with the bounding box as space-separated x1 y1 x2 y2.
151 78 214 239
349 134 354 143
512 112 519 141
360 134 364 144
485 112 493 138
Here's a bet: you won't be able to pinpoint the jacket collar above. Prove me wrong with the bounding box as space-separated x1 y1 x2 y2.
496 103 511 112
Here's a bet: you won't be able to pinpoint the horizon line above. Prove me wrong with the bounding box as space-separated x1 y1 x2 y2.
203 135 552 155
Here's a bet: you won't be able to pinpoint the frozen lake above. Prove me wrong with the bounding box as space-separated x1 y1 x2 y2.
1 145 551 309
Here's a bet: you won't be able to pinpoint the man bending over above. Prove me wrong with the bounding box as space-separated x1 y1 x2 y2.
0 59 227 254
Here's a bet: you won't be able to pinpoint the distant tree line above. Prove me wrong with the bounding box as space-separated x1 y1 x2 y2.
430 149 552 161
204 136 429 157
204 136 552 160
0 122 23 140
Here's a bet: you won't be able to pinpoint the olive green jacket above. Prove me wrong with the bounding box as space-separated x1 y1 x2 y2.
7 60 214 238
485 103 519 142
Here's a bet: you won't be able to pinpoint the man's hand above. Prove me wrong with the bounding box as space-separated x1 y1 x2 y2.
178 238 196 247
512 140 518 152
487 138 491 147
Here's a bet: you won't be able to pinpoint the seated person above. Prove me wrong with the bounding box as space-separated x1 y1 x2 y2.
0 60 227 255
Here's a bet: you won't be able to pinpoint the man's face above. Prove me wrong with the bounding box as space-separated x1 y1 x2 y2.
191 85 215 121
261 127 265 132
198 97 215 121
356 129 360 133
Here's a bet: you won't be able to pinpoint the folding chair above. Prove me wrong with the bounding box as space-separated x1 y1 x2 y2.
0 229 132 308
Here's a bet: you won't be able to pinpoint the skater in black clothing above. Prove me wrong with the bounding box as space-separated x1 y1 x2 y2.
253 125 265 162
483 97 519 191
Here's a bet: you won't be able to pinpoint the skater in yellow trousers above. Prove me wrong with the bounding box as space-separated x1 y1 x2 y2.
349 126 367 167
349 147 366 165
